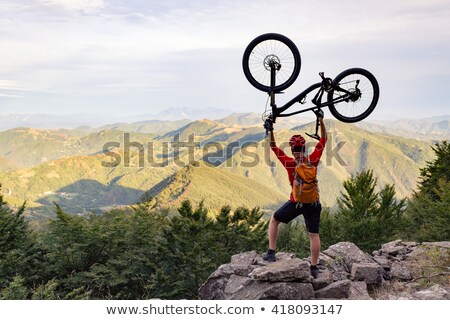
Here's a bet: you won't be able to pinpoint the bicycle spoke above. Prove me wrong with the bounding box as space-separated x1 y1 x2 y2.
332 72 376 120
246 39 298 88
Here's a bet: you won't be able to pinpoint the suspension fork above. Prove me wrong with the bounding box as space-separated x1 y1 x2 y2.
269 61 281 121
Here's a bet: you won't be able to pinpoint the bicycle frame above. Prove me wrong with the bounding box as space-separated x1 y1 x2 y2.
268 62 358 122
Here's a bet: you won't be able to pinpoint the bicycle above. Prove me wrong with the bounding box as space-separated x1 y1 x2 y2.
242 33 380 139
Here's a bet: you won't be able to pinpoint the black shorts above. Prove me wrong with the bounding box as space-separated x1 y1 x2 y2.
273 201 322 233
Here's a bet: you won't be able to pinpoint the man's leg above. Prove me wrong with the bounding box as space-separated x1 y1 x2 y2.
268 215 280 250
309 232 321 278
263 216 280 262
309 232 321 266
264 201 299 262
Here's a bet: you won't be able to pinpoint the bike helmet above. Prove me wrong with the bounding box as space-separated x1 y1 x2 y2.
289 134 306 148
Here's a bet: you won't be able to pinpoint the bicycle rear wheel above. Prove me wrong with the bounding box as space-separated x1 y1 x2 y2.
242 33 301 92
327 68 379 123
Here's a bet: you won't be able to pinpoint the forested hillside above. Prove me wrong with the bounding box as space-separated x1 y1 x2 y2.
0 117 440 219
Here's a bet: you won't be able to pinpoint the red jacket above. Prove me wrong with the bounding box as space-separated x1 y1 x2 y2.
271 137 326 201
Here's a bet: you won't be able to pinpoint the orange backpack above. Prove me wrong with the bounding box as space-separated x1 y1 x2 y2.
292 158 319 204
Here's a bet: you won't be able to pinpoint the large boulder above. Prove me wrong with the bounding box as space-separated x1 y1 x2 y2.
323 242 374 271
315 280 352 299
348 281 372 300
230 251 260 265
249 259 312 282
390 261 413 281
373 255 390 270
351 263 384 285
312 268 333 290
380 240 409 256
230 281 315 300
412 285 450 300
198 263 255 299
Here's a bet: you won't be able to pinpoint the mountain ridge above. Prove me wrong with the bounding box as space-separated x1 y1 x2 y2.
0 117 440 218
1 110 448 139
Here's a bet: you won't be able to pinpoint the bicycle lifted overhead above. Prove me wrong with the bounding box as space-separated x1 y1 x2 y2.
242 33 380 139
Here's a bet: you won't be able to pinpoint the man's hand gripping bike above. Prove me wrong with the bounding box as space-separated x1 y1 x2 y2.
242 33 380 139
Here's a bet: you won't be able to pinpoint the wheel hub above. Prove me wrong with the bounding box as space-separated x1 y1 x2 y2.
348 88 361 102
263 55 281 71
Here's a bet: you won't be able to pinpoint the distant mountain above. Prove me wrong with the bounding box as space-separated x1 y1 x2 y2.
0 153 285 218
0 113 120 131
0 156 20 171
160 119 232 141
0 151 177 217
2 111 448 142
216 112 314 128
359 115 450 140
147 107 231 121
0 118 439 219
0 128 156 167
97 119 191 135
0 108 231 131
143 162 286 211
216 112 262 126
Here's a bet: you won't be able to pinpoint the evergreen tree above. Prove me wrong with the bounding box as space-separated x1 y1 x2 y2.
31 279 60 300
40 203 168 299
0 276 28 300
214 205 267 261
153 200 216 299
335 170 406 252
405 141 450 241
83 205 168 299
0 188 42 291
417 141 450 200
153 200 268 299
318 208 339 250
41 204 105 278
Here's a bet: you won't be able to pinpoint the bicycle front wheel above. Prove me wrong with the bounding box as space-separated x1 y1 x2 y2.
242 33 301 92
327 68 379 123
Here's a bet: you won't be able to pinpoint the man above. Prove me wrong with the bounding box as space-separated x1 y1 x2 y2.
262 109 327 278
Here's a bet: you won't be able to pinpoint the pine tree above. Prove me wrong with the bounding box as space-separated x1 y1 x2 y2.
335 170 406 252
42 204 103 277
40 203 168 299
0 276 28 300
418 141 450 200
84 205 168 299
0 187 42 292
213 205 268 262
318 208 339 250
153 200 268 299
153 200 216 299
405 141 450 241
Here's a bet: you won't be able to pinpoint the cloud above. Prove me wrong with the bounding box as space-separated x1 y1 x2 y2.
0 0 448 117
38 0 106 14
0 80 28 98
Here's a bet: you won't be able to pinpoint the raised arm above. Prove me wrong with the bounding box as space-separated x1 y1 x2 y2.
319 118 327 141
269 130 276 148
314 109 327 141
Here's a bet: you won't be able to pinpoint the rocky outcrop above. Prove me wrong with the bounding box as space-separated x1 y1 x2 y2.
198 241 450 300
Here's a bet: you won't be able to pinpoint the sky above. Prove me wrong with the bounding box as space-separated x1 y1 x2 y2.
0 0 449 120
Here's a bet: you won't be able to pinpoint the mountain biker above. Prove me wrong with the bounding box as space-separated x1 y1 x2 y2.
262 109 327 278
